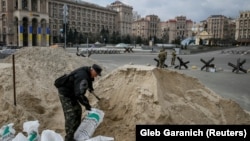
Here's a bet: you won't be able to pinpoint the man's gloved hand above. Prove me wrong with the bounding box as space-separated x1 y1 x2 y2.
78 94 92 111
85 104 91 111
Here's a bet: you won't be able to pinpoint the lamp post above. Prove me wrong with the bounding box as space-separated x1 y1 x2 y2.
63 4 68 48
86 36 89 56
152 37 154 51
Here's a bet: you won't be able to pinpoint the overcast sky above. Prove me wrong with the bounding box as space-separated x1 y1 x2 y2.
81 0 250 23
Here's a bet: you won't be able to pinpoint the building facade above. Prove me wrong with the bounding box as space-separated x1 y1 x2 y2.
228 18 236 41
165 16 193 43
235 11 250 45
0 0 128 47
199 15 236 45
1 0 242 47
158 21 169 43
107 1 133 36
0 0 50 47
206 15 230 39
49 0 118 45
132 15 160 41
132 15 193 44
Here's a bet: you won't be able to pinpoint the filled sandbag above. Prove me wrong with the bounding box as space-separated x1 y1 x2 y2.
0 123 16 141
41 130 63 141
74 108 104 141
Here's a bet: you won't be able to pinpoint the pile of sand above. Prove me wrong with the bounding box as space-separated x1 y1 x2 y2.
0 47 249 141
0 47 103 134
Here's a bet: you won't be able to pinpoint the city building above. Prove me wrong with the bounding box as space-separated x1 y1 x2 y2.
235 10 250 46
206 15 229 39
0 0 132 47
0 0 49 47
158 21 169 43
228 18 236 42
197 15 236 46
132 15 193 44
165 16 193 43
191 22 204 35
107 1 133 36
49 0 118 45
132 15 160 43
0 0 243 47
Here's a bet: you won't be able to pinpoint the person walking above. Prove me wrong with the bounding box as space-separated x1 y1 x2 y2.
158 48 167 68
55 64 102 141
171 49 177 66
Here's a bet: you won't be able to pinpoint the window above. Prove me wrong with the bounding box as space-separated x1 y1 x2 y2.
2 1 6 6
22 0 28 10
32 0 38 11
53 31 57 35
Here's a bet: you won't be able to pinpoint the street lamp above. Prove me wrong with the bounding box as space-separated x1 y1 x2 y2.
63 4 68 48
151 37 154 51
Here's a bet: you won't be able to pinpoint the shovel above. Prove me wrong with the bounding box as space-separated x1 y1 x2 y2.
90 91 101 101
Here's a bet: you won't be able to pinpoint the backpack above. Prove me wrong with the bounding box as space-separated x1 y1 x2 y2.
54 74 69 88
54 66 88 88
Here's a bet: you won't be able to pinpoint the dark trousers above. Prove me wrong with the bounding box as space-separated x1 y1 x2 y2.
159 59 166 68
59 94 82 141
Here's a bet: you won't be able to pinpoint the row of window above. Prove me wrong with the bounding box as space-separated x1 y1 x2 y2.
239 35 250 38
52 13 114 22
51 4 114 18
240 13 250 18
238 29 250 32
52 27 107 35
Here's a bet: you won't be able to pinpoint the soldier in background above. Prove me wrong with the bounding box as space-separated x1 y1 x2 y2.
158 48 167 68
171 49 177 66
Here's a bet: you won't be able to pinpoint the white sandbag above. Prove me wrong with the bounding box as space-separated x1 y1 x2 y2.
41 130 63 141
74 108 105 141
23 120 40 141
85 135 114 141
0 123 16 141
12 133 28 141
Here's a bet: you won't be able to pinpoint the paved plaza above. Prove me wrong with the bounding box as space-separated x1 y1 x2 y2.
77 46 250 111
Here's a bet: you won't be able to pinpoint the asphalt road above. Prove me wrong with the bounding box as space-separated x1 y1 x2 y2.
68 46 250 111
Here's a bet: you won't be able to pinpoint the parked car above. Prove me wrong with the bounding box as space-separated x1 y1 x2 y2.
115 43 128 48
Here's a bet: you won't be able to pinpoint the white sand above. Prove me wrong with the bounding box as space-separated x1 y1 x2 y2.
0 47 249 141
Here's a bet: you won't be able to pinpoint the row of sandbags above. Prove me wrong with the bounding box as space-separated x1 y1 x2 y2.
0 108 113 141
0 120 63 141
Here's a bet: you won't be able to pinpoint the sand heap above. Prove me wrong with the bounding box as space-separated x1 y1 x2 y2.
0 47 103 135
0 47 249 141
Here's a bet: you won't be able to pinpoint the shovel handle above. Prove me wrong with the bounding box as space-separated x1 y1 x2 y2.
90 92 101 100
